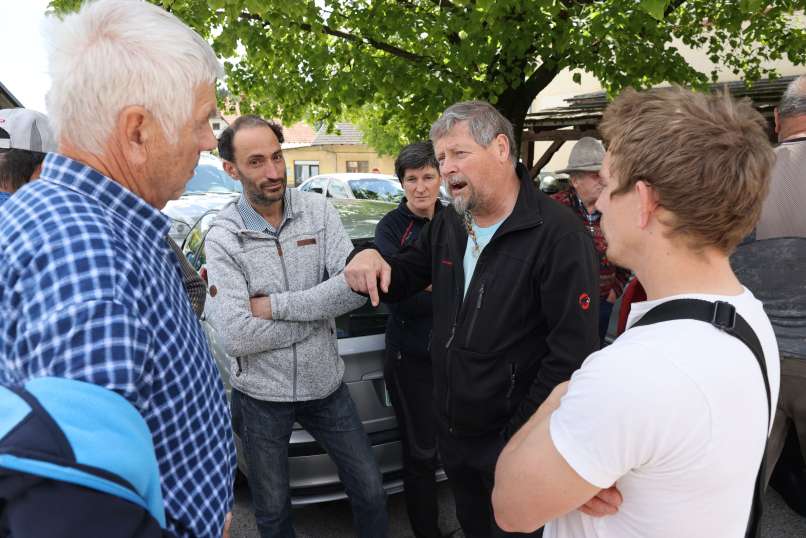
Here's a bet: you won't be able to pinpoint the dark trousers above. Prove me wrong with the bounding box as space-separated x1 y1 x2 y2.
438 429 543 538
231 385 388 538
385 344 440 538
765 356 806 486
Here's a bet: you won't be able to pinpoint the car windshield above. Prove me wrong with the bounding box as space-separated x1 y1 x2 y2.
184 164 242 194
347 178 403 203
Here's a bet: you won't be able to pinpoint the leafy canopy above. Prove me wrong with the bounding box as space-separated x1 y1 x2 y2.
50 0 806 155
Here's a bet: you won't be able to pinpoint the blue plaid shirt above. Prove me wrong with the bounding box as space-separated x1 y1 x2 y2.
0 154 235 537
236 190 292 234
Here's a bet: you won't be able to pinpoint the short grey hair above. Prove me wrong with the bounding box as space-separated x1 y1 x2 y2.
45 0 223 154
430 101 517 164
778 75 806 119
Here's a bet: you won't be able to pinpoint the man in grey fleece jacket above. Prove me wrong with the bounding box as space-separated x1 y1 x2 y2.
205 115 387 538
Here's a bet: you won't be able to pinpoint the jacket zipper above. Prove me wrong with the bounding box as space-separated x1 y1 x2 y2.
274 238 297 401
464 282 485 348
444 250 466 434
506 362 517 400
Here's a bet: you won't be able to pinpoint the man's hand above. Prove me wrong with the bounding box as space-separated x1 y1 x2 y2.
250 295 272 319
344 249 391 306
579 486 622 517
222 512 232 538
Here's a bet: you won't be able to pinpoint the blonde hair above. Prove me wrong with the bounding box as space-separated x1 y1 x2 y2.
600 86 775 253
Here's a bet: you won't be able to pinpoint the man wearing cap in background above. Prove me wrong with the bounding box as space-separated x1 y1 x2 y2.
0 108 57 205
551 137 631 343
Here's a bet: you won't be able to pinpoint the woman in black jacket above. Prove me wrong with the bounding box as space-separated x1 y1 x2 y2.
374 142 445 538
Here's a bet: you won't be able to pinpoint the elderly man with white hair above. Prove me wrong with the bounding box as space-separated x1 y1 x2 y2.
0 1 235 536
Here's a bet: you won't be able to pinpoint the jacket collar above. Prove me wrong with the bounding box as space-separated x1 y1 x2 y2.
453 163 544 234
398 197 444 221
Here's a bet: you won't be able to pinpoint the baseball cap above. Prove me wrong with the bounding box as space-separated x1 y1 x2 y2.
0 108 58 153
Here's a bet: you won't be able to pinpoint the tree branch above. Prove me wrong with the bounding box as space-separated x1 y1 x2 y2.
240 11 431 64
523 61 560 100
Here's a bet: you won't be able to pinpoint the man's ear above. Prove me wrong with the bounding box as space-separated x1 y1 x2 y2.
494 133 511 164
635 180 659 229
117 105 151 166
774 108 781 139
222 160 240 181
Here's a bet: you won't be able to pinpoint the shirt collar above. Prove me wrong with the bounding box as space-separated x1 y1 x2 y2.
39 153 171 240
236 189 293 233
569 188 601 221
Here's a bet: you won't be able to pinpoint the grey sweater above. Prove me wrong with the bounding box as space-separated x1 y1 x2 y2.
205 190 366 401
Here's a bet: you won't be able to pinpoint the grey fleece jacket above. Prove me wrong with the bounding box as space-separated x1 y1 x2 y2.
205 190 366 402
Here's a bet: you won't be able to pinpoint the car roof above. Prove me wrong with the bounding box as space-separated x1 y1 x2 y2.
197 152 223 168
304 173 398 182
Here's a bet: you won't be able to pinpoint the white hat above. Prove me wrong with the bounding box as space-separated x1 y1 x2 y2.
0 108 57 153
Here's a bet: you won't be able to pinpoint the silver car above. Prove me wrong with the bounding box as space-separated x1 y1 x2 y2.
163 153 242 244
181 198 418 504
298 173 405 203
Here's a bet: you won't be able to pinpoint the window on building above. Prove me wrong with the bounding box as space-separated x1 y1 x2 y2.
211 121 221 130
294 161 320 185
346 160 369 173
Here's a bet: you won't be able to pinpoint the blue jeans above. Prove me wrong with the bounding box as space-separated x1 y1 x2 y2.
231 384 388 538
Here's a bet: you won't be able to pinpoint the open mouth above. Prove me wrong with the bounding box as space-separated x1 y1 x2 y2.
448 180 468 196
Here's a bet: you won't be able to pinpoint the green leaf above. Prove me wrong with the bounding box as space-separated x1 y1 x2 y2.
43 0 801 156
639 0 669 21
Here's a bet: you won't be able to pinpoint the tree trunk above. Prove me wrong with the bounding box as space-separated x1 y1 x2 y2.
496 89 537 161
493 64 558 161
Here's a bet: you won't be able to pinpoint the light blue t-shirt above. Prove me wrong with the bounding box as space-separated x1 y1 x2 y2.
463 218 504 296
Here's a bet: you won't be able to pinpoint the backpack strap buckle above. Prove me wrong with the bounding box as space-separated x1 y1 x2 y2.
711 300 737 332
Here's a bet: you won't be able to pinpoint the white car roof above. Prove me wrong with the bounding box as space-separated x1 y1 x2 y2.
305 173 398 182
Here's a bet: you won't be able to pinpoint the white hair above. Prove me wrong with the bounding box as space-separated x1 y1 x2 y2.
45 0 223 153
779 75 806 119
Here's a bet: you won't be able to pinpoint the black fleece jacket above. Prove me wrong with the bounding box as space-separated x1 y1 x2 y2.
350 164 600 438
374 198 443 360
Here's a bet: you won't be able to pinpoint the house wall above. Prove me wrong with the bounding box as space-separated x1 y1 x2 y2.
283 144 396 184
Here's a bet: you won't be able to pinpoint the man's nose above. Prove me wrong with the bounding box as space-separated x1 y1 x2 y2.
199 124 217 152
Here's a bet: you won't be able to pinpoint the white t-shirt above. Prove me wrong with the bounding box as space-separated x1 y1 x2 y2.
545 288 780 538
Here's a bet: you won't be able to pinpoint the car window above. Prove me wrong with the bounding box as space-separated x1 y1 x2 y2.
184 164 242 194
347 179 404 203
304 178 329 195
327 180 350 199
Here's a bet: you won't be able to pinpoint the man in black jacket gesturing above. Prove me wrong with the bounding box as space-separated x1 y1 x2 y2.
345 101 600 537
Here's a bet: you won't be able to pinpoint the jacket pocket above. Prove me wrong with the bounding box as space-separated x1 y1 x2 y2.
232 355 247 378
447 347 515 436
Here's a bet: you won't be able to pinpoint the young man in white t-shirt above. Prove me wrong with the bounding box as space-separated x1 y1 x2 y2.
492 86 781 538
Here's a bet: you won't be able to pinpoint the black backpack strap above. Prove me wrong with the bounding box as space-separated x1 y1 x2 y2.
630 298 770 538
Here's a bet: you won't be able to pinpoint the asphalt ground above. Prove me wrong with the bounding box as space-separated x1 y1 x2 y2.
229 479 806 537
